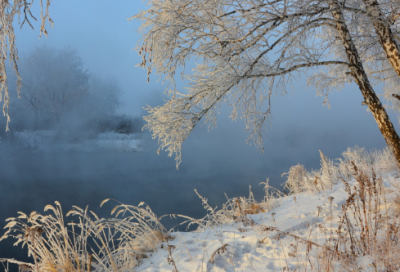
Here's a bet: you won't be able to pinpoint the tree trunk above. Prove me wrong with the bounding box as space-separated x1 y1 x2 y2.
330 0 400 167
362 0 400 77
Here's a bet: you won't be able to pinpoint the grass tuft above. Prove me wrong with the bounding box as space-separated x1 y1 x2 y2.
1 146 400 272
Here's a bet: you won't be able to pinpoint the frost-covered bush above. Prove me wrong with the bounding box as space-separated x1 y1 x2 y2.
283 146 398 194
2 47 127 136
282 164 309 194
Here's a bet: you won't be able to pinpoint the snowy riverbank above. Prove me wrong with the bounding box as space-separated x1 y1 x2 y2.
1 147 399 272
135 172 399 272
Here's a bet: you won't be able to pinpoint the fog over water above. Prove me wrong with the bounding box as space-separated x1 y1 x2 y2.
0 89 389 261
0 0 394 266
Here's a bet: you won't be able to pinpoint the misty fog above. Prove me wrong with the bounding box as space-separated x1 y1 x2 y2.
0 47 388 260
0 0 394 267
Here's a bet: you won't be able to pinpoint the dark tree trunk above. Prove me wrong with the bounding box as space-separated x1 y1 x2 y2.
362 0 400 77
330 0 400 167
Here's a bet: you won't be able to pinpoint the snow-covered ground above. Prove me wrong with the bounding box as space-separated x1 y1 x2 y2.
1 147 399 272
134 172 399 272
13 130 141 152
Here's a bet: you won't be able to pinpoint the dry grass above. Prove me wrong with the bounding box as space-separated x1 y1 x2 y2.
187 146 400 271
209 244 229 264
1 146 400 272
274 147 400 271
249 163 400 271
0 200 166 272
182 179 283 230
283 146 398 195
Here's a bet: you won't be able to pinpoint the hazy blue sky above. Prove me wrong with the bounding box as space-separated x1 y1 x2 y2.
14 0 147 114
10 0 392 173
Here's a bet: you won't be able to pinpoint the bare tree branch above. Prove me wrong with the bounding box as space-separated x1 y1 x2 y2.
133 0 400 168
0 0 52 131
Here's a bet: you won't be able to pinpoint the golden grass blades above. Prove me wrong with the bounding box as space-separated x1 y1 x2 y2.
1 199 168 272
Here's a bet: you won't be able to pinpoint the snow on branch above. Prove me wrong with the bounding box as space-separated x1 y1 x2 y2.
0 0 52 131
132 0 400 167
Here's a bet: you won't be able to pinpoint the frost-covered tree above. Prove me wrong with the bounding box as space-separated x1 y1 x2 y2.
4 46 125 134
73 75 123 133
16 46 90 128
132 0 400 168
0 0 52 130
81 76 121 122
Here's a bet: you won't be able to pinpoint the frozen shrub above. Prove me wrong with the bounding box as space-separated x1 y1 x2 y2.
284 146 398 194
282 164 308 194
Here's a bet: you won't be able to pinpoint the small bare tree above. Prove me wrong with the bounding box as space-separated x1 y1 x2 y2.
132 0 400 168
0 0 52 131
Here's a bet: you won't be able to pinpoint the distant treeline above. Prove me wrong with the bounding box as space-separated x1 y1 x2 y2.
0 45 144 138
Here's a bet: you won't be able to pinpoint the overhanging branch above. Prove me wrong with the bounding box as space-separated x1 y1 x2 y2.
246 61 350 78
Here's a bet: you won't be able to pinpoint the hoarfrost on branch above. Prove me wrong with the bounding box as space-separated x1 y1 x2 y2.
0 0 52 131
133 0 400 167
